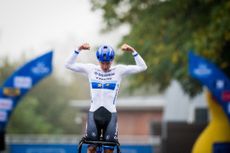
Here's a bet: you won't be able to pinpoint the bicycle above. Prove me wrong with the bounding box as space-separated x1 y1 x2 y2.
77 137 121 153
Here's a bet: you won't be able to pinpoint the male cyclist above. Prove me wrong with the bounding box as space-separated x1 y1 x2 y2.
66 43 147 153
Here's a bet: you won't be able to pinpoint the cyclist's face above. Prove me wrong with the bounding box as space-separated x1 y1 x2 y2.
99 61 112 72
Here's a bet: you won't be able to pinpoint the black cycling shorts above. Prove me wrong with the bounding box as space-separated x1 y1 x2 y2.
85 106 118 142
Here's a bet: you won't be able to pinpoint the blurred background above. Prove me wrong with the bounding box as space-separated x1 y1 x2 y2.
0 0 229 153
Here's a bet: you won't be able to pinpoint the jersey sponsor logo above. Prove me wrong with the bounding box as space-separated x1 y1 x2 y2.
94 72 115 77
94 71 115 81
96 77 112 81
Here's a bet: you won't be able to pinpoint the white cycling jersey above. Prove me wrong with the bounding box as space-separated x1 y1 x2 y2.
65 50 147 113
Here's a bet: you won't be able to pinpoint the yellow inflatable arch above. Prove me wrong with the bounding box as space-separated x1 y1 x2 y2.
192 92 230 153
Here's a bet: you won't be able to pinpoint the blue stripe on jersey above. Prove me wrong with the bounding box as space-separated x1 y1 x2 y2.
103 83 116 90
91 82 103 89
91 82 116 90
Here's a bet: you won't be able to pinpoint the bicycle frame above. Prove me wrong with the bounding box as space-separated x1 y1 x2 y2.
78 137 121 153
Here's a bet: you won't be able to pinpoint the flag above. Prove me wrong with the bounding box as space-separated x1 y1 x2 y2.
0 51 53 150
188 51 230 122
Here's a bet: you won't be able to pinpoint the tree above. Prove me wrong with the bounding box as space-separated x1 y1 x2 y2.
91 0 230 96
0 57 18 84
7 97 56 134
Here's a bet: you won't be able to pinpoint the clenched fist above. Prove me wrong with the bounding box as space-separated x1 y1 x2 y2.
121 44 135 52
78 43 90 51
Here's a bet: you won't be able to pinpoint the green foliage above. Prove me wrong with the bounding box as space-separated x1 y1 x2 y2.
91 0 230 96
7 97 55 134
0 57 18 85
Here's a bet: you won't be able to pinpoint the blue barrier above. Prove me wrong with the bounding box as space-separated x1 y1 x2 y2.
9 144 76 153
9 144 153 153
213 142 230 153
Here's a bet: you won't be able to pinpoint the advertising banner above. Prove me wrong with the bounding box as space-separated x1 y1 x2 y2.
189 51 230 122
0 51 53 150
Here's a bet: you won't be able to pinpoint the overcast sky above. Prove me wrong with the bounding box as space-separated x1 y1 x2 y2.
0 0 129 65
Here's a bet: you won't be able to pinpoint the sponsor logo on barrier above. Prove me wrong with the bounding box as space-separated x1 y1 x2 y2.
0 98 13 110
0 111 7 122
14 76 32 89
194 64 212 76
3 87 20 96
215 80 225 90
32 62 49 75
222 91 230 102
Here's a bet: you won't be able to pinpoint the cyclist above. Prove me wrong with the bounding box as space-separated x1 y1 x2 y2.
66 43 147 153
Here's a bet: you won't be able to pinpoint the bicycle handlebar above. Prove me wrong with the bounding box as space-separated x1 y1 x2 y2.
82 140 120 146
77 137 121 153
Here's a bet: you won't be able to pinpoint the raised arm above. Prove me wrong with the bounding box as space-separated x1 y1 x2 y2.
65 43 93 74
119 44 147 76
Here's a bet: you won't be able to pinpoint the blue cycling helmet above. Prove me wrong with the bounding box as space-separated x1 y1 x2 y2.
96 45 115 62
